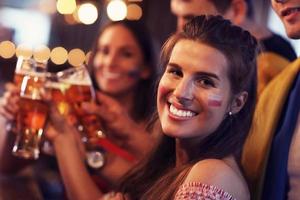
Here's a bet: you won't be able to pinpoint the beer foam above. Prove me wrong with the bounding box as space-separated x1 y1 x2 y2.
60 72 92 86
46 81 68 89
16 71 46 78
15 57 35 73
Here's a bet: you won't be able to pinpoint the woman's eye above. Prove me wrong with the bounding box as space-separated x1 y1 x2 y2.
195 78 215 87
98 46 109 55
167 68 182 77
122 51 133 58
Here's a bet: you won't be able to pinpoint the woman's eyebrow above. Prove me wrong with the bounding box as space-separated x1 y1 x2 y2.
168 62 219 80
194 71 220 80
167 62 181 69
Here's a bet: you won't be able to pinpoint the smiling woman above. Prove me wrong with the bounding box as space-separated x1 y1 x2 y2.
0 19 159 200
158 40 232 139
118 15 259 200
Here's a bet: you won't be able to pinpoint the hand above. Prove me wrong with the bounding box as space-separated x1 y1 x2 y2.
82 92 139 140
0 83 20 121
45 103 86 159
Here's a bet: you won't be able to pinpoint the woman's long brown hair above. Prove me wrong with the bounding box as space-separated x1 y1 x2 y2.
119 15 259 200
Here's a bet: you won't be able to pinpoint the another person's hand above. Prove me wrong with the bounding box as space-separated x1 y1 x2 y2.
45 103 86 159
82 92 141 140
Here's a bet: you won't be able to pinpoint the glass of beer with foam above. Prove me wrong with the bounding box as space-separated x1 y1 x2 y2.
57 65 105 141
12 60 48 160
6 56 36 133
57 65 105 168
14 56 35 87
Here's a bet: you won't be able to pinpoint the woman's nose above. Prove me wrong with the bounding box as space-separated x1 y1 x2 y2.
173 79 194 105
104 53 118 68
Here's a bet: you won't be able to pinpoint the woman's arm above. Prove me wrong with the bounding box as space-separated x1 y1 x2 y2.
47 106 104 200
52 128 104 200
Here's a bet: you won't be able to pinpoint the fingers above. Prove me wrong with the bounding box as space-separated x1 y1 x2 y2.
45 124 60 141
81 102 115 122
48 103 69 132
96 92 118 107
0 84 20 121
5 83 19 93
46 104 79 143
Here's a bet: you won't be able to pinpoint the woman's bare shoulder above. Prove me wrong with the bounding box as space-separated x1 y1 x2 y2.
183 159 249 200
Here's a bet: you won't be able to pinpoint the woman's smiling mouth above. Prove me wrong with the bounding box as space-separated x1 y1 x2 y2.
168 103 197 119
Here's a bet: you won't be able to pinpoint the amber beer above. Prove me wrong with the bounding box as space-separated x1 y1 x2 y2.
50 84 70 115
13 72 48 159
47 80 78 125
58 65 104 142
14 73 26 88
14 97 48 159
65 83 104 142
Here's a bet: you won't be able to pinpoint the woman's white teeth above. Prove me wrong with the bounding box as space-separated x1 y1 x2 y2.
103 71 121 79
169 104 196 118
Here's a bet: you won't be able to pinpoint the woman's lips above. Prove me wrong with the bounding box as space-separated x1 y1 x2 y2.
101 71 122 79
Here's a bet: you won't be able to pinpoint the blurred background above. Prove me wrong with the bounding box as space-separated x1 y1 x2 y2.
0 0 299 94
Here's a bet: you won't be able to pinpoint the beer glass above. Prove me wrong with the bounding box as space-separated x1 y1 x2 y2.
14 56 35 87
5 57 35 133
46 74 75 123
55 66 135 167
57 65 105 168
12 60 48 160
57 65 105 141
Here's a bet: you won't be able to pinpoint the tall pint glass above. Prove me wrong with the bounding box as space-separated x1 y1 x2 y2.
5 57 36 133
12 61 48 160
58 65 105 168
57 65 105 141
14 56 35 87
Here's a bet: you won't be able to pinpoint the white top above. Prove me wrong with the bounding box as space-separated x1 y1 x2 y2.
287 112 300 200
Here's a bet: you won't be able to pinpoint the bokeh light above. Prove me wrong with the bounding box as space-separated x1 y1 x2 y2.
68 48 86 66
0 41 16 59
16 44 33 59
50 47 68 65
57 0 76 14
33 45 50 62
78 3 98 25
107 0 127 21
126 4 142 20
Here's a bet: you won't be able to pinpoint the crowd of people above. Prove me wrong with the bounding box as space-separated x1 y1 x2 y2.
0 0 299 199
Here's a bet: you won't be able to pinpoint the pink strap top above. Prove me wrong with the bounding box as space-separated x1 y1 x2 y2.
174 182 236 200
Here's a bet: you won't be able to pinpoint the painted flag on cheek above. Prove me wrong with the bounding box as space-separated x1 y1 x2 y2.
207 94 222 107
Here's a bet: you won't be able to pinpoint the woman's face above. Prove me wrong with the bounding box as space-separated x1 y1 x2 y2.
157 39 232 141
93 24 146 96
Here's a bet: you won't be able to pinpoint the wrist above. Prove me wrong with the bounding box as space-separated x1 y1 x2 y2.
52 131 75 149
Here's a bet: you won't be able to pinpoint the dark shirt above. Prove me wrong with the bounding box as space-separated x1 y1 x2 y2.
261 33 297 62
